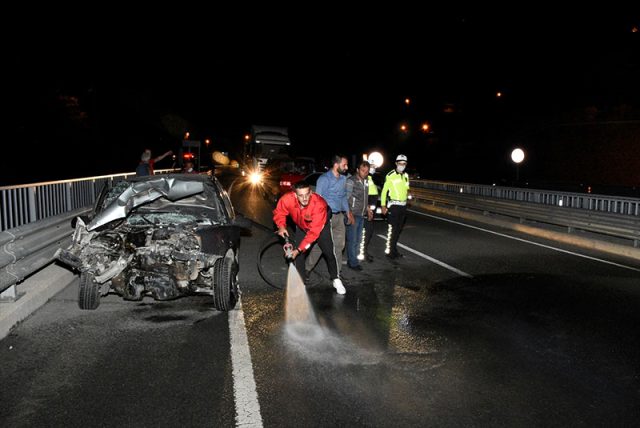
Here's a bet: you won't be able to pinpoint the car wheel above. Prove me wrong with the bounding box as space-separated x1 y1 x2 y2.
213 249 238 311
78 272 100 310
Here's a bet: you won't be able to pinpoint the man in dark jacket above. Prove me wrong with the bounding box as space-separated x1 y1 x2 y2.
345 160 371 270
136 149 173 176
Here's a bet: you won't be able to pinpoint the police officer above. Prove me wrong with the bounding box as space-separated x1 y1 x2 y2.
360 164 379 262
380 154 410 259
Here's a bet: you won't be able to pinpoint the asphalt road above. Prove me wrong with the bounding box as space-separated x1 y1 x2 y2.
1 175 639 427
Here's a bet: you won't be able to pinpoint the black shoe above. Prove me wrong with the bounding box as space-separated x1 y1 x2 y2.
348 264 363 271
365 254 374 262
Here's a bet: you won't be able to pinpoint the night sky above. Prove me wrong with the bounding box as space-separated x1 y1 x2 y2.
3 10 639 192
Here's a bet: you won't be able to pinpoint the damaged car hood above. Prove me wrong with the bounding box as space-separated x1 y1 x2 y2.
88 177 205 231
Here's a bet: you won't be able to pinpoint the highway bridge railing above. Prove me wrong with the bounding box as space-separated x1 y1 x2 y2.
410 180 640 248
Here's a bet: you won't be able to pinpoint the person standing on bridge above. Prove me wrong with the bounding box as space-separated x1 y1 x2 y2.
182 161 197 174
345 160 371 271
136 148 173 176
273 181 346 295
381 154 410 259
305 155 353 278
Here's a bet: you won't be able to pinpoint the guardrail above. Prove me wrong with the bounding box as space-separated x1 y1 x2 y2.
414 180 640 216
411 180 640 248
0 207 91 300
0 169 177 232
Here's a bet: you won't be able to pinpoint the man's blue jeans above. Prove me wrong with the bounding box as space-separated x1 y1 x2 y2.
346 215 365 267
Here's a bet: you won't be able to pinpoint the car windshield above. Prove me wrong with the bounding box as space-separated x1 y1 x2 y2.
91 178 226 230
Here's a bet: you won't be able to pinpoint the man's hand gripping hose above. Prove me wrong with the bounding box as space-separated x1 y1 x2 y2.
283 235 294 260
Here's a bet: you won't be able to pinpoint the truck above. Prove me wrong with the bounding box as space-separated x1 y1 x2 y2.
243 125 292 172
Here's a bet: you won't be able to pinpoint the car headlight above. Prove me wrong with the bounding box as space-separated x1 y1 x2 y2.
249 171 263 185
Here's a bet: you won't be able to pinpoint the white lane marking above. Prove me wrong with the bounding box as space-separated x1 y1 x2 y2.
376 234 472 278
408 209 640 273
229 299 263 427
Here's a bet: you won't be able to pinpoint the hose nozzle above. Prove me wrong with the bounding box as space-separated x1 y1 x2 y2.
283 235 294 259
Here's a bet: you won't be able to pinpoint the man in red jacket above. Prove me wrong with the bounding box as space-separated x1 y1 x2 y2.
273 181 346 294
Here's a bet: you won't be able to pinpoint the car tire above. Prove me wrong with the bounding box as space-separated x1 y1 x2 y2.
213 249 239 311
78 272 100 310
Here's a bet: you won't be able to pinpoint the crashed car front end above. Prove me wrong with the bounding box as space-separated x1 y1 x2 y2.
58 216 225 301
56 176 241 309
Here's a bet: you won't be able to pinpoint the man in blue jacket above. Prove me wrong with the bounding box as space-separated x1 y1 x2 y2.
305 155 353 279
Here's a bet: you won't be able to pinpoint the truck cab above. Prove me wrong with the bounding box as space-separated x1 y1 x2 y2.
243 125 291 172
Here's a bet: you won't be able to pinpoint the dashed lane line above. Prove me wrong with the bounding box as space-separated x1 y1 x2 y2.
376 234 472 278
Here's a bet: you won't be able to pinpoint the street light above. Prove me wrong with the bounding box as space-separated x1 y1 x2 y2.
367 151 384 168
511 148 525 183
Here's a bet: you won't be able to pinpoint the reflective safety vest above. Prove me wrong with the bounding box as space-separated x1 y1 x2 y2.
367 175 378 195
381 170 409 206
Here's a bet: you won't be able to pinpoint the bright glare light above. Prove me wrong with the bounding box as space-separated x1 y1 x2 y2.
184 132 190 139
249 171 263 185
496 92 502 98
405 98 411 105
421 123 430 132
400 124 408 132
511 148 525 164
367 152 384 168
244 134 251 141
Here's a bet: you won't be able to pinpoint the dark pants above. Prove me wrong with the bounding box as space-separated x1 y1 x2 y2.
294 221 339 280
386 205 407 256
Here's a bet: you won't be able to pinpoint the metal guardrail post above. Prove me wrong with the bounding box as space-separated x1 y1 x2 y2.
28 186 36 223
65 182 72 213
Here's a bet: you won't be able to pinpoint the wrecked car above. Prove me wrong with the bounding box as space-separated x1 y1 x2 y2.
56 174 251 311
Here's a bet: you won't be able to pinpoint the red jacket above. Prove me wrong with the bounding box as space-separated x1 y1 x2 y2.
273 192 328 252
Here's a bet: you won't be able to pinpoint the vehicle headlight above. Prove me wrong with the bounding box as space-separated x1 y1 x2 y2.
249 171 263 185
